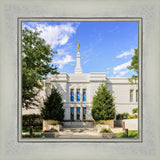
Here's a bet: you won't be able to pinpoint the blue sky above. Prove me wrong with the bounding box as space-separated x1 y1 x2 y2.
22 22 138 77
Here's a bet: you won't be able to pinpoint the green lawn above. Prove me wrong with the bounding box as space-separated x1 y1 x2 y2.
116 130 138 138
22 134 42 138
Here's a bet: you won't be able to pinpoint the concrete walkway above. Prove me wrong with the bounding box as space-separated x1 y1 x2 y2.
22 127 124 138
111 127 124 133
58 127 101 138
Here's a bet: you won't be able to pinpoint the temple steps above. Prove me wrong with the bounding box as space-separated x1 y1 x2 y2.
60 128 97 133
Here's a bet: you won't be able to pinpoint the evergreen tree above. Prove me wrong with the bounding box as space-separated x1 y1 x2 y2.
41 87 64 121
91 82 115 121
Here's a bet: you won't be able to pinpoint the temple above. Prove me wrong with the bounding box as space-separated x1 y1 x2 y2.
22 46 138 120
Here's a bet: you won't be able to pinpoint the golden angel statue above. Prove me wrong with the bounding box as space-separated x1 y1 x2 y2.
76 41 80 52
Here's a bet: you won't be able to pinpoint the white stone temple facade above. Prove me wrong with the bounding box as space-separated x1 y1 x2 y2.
22 50 138 121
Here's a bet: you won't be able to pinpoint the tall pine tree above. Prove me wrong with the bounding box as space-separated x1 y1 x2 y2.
91 82 115 121
41 87 64 121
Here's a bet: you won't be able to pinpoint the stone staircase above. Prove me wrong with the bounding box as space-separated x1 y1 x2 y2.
61 127 97 133
63 121 94 128
59 127 99 137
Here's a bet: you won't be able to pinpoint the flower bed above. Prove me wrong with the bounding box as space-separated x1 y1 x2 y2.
44 129 58 132
95 124 109 133
100 128 116 138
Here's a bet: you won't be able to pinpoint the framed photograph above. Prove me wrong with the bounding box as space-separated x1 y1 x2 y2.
18 18 142 143
0 0 160 160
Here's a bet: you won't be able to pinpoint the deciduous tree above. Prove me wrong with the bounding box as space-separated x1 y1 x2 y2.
128 48 138 83
22 28 58 109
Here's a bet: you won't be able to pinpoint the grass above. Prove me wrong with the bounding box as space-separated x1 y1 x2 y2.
116 130 138 138
22 134 42 138
22 126 42 133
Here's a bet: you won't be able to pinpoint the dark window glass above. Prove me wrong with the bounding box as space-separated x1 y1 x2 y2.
83 107 86 120
70 107 74 120
76 107 80 120
83 89 86 101
77 89 80 101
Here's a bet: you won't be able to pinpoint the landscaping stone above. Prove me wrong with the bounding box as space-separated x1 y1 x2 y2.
43 120 62 131
95 124 109 133
100 120 114 128
101 133 116 138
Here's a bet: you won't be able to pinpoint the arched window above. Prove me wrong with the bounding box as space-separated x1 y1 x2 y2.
77 89 80 101
70 89 74 101
83 89 86 101
70 107 74 120
83 107 86 120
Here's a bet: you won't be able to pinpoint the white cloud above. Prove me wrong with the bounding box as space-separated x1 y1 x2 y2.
118 70 129 76
36 23 77 48
53 55 75 69
113 60 131 74
114 70 129 77
23 23 79 49
116 49 134 58
57 48 69 55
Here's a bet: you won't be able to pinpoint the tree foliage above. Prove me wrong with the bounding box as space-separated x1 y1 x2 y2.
22 28 58 109
91 82 116 121
41 87 65 121
22 114 42 127
132 108 138 114
128 48 138 83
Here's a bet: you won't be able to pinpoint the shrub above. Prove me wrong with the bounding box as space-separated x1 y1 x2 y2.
91 82 115 121
22 126 42 132
41 87 65 121
128 114 138 119
116 112 130 120
100 128 112 133
83 119 95 122
132 108 138 114
22 114 42 127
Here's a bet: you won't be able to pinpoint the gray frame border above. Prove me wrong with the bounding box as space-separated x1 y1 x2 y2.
18 17 143 143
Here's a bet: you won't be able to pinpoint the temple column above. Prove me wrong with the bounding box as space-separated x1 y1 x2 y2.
80 107 83 120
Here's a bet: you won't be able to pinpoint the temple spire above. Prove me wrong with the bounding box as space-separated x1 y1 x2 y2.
74 42 82 74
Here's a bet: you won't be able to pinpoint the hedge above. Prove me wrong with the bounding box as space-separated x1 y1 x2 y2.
22 114 42 127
